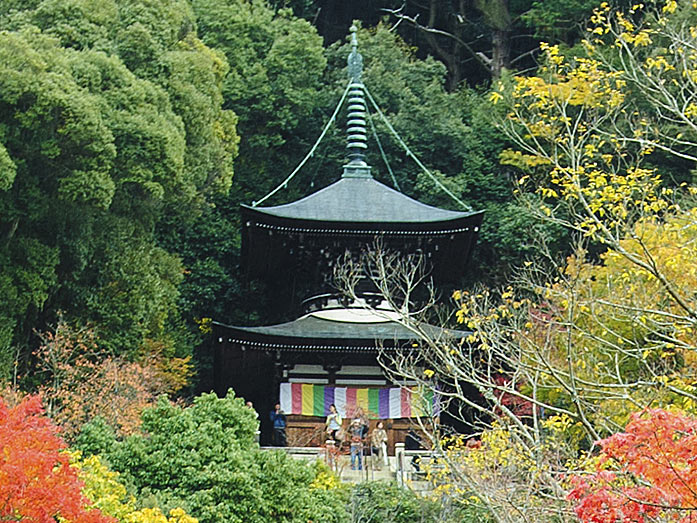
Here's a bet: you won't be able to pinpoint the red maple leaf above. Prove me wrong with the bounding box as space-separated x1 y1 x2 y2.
0 395 114 523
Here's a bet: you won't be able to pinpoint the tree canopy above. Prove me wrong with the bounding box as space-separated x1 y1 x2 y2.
0 395 113 523
4 0 697 522
78 391 347 523
0 0 238 379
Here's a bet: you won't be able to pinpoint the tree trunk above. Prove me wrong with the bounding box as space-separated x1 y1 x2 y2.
490 27 511 78
474 0 512 79
2 217 19 248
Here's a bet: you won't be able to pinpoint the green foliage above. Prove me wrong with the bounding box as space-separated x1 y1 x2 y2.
75 417 118 457
159 0 328 334
162 36 238 196
0 238 59 373
74 224 185 354
0 142 16 190
78 391 347 523
523 0 634 41
0 29 118 208
192 0 326 203
523 0 603 39
0 0 238 375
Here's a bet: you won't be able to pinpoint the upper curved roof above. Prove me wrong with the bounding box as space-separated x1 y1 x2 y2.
243 177 479 225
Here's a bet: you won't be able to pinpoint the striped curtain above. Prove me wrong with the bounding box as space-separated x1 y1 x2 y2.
279 383 437 419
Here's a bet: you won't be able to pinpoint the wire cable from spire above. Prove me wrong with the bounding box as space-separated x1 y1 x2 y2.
366 104 401 191
364 86 473 212
252 80 352 207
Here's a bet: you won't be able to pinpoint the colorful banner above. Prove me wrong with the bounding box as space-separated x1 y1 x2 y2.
279 383 437 419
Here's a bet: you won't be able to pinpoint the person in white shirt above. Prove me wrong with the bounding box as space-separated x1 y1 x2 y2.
325 403 342 441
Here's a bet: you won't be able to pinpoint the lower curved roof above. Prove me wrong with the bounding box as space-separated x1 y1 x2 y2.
212 312 467 352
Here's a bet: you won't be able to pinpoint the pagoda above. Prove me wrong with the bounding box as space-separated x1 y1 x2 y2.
212 27 483 448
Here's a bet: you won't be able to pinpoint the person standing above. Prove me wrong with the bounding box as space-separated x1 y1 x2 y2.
371 421 388 470
270 403 287 447
405 429 423 471
325 404 342 441
354 406 369 438
349 418 363 470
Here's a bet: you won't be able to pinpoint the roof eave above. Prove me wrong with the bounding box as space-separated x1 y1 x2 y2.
241 205 485 231
211 319 468 353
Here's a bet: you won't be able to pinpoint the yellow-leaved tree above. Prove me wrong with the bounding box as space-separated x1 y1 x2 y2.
73 451 198 523
352 2 697 521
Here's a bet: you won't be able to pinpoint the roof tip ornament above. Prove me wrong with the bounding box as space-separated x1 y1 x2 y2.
348 24 362 83
343 24 372 179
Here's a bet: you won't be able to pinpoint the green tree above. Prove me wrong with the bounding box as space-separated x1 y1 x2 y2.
0 0 238 376
78 391 348 523
192 0 326 205
0 29 119 368
522 0 632 42
348 481 483 522
159 0 328 336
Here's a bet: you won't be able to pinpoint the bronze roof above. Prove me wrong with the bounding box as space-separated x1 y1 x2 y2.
243 177 479 225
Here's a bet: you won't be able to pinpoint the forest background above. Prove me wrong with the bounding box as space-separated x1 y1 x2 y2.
0 0 604 392
2 0 697 522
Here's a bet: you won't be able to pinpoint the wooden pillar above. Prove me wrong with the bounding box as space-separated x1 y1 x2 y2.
323 364 341 385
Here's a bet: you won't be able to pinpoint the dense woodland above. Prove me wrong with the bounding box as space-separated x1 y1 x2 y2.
3 0 697 521
1 0 607 390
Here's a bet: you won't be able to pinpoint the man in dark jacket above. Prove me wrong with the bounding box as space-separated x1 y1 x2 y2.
405 429 423 471
270 403 287 446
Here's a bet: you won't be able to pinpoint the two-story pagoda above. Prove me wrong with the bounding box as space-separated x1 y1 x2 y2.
212 27 483 448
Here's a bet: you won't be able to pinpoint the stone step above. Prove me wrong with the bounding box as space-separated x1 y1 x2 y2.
338 468 395 483
261 446 435 492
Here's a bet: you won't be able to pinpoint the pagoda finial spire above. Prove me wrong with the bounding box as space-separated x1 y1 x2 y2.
343 24 371 179
348 25 362 82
